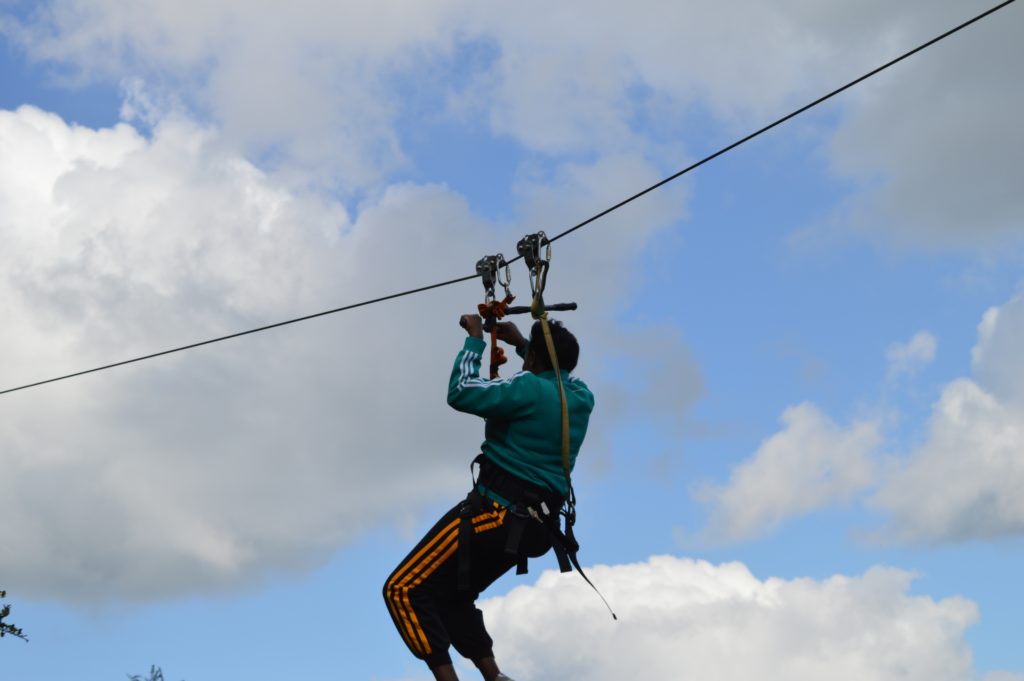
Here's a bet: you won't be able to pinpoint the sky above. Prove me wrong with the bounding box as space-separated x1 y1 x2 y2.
1 1 1023 679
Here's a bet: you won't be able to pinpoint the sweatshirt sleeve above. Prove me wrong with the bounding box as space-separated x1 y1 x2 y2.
448 337 539 419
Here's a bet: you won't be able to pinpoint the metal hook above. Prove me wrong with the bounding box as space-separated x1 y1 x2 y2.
497 256 512 297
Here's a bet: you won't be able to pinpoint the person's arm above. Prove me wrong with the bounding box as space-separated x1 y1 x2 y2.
448 316 538 418
495 321 528 357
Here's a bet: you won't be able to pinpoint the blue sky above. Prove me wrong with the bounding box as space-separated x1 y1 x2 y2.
2 1 1023 680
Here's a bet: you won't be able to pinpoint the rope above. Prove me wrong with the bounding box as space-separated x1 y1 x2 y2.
0 274 476 396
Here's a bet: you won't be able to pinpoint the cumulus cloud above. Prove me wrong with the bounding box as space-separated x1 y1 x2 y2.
9 0 1021 251
0 105 697 602
972 297 1024 407
7 0 837 163
3 0 1015 604
986 674 1024 681
872 291 1024 542
480 555 979 681
886 330 937 380
0 104 490 601
696 403 879 542
695 290 1024 545
828 0 1024 248
4 0 472 188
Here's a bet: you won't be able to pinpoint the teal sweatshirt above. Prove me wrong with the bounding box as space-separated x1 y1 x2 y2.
447 336 594 499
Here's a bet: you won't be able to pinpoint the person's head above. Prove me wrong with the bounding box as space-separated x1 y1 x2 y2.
524 319 580 373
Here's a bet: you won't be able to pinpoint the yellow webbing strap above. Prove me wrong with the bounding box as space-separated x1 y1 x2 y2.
530 256 616 620
530 266 571 492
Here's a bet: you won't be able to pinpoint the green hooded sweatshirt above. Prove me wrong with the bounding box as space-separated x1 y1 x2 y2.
447 336 594 501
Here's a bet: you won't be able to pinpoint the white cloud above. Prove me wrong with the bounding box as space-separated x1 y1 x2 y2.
886 330 937 380
696 403 879 542
9 0 1021 251
7 0 838 162
828 0 1024 248
0 105 699 602
5 0 469 188
691 289 1024 546
873 292 1024 542
986 674 1024 681
693 291 1024 545
0 105 488 601
481 555 979 681
972 297 1024 406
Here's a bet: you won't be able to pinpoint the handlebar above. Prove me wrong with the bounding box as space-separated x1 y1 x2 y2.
459 302 578 328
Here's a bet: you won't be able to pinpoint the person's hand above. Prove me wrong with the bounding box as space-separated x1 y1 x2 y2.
495 321 526 351
459 314 484 339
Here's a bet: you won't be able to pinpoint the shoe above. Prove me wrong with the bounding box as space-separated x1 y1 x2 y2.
495 675 515 681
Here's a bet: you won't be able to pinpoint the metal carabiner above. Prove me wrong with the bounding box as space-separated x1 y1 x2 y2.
496 256 512 298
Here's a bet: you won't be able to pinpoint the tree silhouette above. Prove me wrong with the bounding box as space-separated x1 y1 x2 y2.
0 590 28 642
128 665 183 681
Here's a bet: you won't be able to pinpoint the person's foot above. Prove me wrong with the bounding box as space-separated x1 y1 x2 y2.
494 674 515 681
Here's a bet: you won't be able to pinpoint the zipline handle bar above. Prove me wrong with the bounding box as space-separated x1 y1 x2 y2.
505 302 577 315
458 302 577 329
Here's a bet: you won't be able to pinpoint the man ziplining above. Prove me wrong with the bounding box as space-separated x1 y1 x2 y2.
382 310 594 681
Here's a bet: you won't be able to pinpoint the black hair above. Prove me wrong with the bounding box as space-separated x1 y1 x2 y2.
528 319 580 373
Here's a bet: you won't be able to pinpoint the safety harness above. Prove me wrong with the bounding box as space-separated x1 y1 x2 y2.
457 233 616 620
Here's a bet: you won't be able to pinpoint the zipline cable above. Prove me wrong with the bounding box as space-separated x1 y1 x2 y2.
0 0 1015 397
518 0 1020 258
0 275 477 396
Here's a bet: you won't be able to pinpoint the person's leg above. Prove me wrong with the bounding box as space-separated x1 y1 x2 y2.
448 510 550 680
384 496 546 678
431 664 461 681
440 504 515 663
473 656 501 681
384 498 521 674
383 502 466 671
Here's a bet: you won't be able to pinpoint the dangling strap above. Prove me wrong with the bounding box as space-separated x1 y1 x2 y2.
527 257 571 492
478 294 515 379
524 242 615 620
536 306 572 492
557 516 617 620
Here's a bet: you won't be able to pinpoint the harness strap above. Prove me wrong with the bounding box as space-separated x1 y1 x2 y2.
478 294 514 379
524 251 615 619
504 514 526 556
456 490 483 592
552 522 617 620
536 310 572 491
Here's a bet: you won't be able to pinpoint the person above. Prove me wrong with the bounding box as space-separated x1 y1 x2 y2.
383 313 594 681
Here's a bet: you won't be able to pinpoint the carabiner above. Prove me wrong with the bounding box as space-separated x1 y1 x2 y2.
497 258 512 298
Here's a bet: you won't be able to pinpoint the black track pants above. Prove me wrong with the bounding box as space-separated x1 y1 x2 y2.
383 497 551 669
